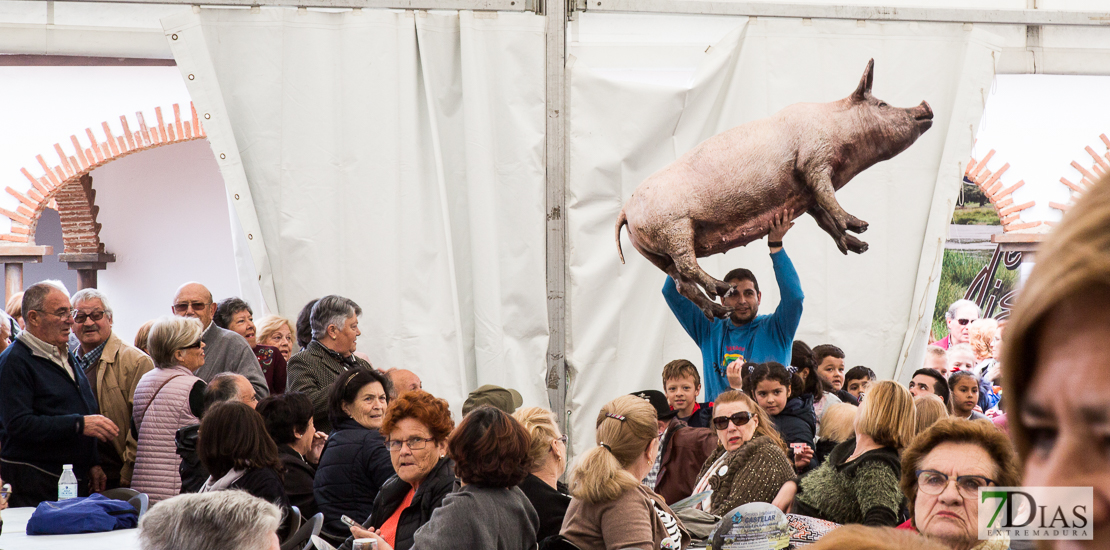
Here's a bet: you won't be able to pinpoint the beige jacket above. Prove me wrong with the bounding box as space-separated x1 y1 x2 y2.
87 332 154 485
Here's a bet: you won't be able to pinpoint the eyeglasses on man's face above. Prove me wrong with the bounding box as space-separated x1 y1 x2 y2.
712 411 753 430
385 437 434 452
915 469 996 499
37 307 74 320
72 310 107 324
173 301 209 313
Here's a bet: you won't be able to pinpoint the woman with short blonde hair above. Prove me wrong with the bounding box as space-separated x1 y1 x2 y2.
256 314 296 361
561 395 690 549
512 407 571 541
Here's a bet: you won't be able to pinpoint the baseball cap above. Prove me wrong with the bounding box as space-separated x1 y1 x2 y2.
631 389 677 421
462 384 523 415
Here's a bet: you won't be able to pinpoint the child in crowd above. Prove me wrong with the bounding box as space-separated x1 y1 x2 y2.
922 345 947 376
946 343 976 373
792 341 841 429
947 371 989 421
813 344 858 405
661 359 713 429
742 362 815 471
843 366 876 402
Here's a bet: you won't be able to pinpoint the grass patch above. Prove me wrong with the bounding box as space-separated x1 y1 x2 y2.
931 249 1018 340
952 206 1001 226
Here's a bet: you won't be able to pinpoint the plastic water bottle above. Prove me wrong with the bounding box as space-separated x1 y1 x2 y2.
58 464 78 500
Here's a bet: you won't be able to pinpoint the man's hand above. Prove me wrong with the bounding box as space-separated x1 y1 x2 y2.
89 466 107 493
308 431 328 465
82 415 120 442
350 525 394 550
768 208 796 251
725 360 744 390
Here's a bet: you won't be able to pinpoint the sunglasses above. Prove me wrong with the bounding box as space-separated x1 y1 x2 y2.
712 411 753 430
955 318 974 326
182 339 203 350
72 310 107 323
173 302 210 313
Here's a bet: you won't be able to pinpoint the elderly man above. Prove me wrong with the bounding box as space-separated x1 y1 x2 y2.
386 368 422 400
286 294 373 433
138 491 281 550
0 281 119 506
176 373 260 493
171 282 268 399
67 288 154 490
929 299 980 350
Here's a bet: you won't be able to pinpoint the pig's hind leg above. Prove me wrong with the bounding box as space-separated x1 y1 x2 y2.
665 222 732 301
637 243 729 319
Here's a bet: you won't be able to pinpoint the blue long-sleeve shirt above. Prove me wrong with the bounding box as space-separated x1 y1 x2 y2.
662 249 804 401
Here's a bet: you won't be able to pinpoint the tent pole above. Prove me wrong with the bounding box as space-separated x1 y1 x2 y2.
544 0 569 443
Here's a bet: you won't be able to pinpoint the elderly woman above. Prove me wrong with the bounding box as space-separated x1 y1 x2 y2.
513 406 572 541
562 395 690 550
359 406 538 550
257 314 296 361
131 316 208 503
313 367 395 544
197 401 291 535
138 490 283 550
341 390 455 550
773 381 916 527
214 297 287 395
896 418 1020 550
1002 171 1110 547
257 392 328 518
691 390 794 515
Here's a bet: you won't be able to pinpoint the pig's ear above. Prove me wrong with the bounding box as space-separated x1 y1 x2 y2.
851 58 875 101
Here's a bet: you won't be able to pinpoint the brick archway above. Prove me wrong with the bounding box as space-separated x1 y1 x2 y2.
0 102 206 295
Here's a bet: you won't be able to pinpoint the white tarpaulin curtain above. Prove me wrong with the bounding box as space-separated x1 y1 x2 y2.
567 18 1001 453
161 9 550 414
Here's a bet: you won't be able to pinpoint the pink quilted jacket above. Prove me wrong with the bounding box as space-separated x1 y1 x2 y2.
131 365 201 503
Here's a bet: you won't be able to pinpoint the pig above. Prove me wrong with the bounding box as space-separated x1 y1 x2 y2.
615 59 933 319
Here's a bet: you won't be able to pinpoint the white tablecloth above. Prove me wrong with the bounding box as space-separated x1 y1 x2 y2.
0 506 139 549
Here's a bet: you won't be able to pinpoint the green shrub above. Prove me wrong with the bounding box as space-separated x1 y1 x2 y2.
952 206 1001 226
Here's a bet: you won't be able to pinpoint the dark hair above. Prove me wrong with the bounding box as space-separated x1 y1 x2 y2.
946 370 981 401
723 268 759 295
381 390 454 442
326 367 392 428
845 366 877 384
448 406 532 487
911 368 950 406
792 340 832 399
197 402 283 480
213 297 252 330
742 362 794 399
296 298 318 349
812 344 845 363
661 358 701 389
256 393 314 446
203 373 243 416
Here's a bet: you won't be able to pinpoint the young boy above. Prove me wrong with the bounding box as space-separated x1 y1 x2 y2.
843 365 876 402
661 359 713 429
813 344 858 405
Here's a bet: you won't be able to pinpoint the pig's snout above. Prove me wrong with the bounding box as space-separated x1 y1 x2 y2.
912 101 933 131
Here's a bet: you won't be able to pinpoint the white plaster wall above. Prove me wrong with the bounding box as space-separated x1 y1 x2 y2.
91 139 242 344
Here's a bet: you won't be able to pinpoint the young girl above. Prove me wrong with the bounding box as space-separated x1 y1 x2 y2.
743 362 815 470
791 341 841 427
947 371 989 421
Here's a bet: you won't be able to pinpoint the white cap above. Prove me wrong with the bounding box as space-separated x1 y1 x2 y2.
63 464 73 469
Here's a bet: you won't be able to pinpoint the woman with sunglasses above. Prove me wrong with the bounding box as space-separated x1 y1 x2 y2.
131 316 208 503
690 390 794 515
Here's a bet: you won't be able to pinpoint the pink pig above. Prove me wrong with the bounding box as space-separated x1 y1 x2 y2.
616 60 933 319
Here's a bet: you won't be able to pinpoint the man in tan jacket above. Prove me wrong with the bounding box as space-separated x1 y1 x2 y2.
70 288 154 488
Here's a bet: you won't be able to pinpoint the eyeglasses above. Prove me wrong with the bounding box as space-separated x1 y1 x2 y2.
72 310 107 323
35 307 74 319
181 339 203 350
385 437 434 452
712 411 753 430
173 301 210 313
955 318 974 326
916 469 995 499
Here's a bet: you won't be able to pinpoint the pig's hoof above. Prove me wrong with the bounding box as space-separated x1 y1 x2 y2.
847 217 869 234
705 281 731 300
846 235 868 254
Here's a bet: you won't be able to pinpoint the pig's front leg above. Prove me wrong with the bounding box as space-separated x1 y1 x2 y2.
805 172 868 234
808 203 868 255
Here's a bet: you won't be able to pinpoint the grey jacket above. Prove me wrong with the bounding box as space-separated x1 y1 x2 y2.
196 322 269 398
286 341 372 433
413 485 539 550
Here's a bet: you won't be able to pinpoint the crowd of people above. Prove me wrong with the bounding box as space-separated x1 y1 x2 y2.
1 177 1109 550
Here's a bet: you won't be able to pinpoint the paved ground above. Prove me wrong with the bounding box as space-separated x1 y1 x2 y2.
945 224 1002 251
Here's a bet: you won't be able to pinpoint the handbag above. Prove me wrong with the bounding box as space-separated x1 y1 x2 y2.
26 494 139 535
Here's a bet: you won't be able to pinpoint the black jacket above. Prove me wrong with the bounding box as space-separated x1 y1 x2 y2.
314 418 395 544
229 467 293 539
518 474 571 541
175 424 208 494
833 389 859 406
773 394 816 446
279 445 319 518
676 402 713 429
339 457 456 550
